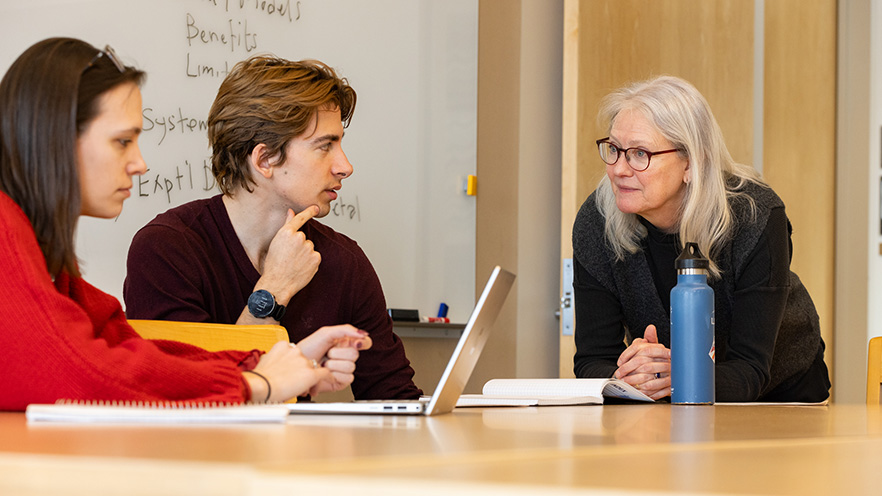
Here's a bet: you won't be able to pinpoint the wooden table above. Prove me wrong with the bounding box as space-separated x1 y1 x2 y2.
1 403 880 495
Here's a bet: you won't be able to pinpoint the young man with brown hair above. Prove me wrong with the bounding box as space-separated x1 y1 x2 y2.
124 56 421 400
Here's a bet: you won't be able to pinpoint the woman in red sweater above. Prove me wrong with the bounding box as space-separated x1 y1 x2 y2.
0 38 370 411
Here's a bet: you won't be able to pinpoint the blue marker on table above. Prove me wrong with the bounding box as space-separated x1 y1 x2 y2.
437 303 449 318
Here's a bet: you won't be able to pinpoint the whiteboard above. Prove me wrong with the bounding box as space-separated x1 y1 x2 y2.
0 0 477 322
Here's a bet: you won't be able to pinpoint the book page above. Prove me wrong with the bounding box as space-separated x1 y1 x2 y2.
456 395 601 407
457 395 542 407
480 378 653 403
601 381 653 402
482 378 610 397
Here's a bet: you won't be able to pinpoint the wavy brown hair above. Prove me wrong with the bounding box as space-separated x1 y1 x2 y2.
208 56 357 195
0 38 145 277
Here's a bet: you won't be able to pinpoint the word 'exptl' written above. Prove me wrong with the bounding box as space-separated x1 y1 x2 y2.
137 160 219 203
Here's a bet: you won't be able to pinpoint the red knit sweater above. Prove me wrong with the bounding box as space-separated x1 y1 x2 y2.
0 192 256 411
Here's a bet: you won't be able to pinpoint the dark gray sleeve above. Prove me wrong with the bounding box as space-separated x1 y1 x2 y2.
714 206 790 401
573 257 625 379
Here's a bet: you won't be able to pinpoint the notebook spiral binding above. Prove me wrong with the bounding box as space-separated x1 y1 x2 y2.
53 399 249 409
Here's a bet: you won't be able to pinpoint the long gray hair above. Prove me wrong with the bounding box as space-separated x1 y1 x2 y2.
595 75 763 278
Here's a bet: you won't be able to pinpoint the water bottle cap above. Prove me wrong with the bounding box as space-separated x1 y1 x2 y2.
676 242 709 270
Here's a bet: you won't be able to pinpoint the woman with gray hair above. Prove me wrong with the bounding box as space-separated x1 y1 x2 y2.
572 75 830 402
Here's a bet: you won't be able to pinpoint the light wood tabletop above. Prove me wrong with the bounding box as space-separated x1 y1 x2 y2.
1 403 880 495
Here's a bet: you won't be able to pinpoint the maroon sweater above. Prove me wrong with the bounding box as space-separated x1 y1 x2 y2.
124 195 421 400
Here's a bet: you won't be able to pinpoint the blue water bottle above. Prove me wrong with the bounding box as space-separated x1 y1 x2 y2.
670 242 715 405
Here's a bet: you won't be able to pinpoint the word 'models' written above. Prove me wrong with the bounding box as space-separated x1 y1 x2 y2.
203 0 301 23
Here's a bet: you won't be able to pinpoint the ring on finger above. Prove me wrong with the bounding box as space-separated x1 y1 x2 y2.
655 372 661 379
311 359 319 369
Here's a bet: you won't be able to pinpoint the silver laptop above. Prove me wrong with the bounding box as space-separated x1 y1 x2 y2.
287 266 515 416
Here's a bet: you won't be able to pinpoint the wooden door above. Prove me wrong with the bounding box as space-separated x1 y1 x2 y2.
560 0 835 381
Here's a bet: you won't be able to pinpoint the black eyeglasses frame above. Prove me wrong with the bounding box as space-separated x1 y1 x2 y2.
595 137 682 172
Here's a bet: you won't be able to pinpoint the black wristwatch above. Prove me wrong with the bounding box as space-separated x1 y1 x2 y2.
247 289 286 321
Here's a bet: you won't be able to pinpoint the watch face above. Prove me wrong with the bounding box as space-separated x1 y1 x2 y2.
248 290 274 318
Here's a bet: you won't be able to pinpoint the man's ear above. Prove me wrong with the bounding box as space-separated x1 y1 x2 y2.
250 143 276 179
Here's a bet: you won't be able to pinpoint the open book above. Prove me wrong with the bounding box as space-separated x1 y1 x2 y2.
25 400 290 424
456 378 654 407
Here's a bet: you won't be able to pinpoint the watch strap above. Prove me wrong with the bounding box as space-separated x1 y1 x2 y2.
269 300 286 321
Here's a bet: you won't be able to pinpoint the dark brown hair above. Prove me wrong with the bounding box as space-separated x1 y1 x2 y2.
208 56 356 195
0 37 145 277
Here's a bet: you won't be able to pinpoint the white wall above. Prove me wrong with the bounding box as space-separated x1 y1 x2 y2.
836 0 873 403
515 0 563 378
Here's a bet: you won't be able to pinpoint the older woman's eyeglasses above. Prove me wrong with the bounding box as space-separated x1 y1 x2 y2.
84 45 125 73
596 138 681 172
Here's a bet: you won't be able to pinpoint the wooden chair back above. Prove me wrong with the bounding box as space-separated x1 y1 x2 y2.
868 336 882 405
128 320 288 352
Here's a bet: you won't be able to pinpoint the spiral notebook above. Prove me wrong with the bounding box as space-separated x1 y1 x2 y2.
25 400 290 424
